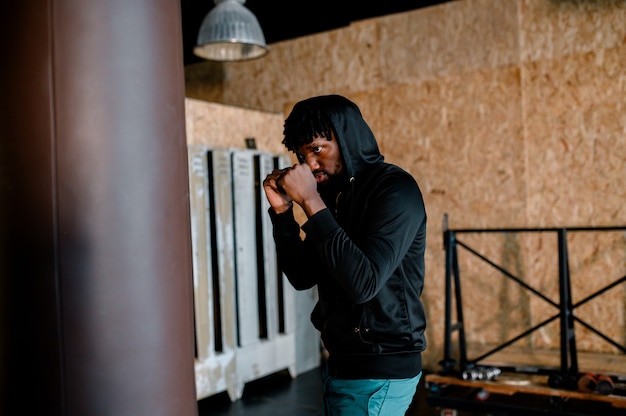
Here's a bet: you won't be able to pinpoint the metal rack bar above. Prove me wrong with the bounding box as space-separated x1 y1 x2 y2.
439 214 626 384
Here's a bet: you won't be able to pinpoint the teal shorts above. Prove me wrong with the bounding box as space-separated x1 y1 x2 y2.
322 365 422 416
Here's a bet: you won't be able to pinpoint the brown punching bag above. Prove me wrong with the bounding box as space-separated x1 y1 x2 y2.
0 1 198 415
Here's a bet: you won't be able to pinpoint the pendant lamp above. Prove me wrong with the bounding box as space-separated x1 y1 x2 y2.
193 0 269 62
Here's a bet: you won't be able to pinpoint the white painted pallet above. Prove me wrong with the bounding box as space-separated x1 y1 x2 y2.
188 146 320 402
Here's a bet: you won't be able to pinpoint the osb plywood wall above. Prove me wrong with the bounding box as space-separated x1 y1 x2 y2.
184 0 626 373
185 99 285 153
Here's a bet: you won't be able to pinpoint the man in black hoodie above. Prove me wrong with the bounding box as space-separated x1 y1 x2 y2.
263 95 427 416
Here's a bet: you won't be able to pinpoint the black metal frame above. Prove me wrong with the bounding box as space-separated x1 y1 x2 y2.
439 214 626 386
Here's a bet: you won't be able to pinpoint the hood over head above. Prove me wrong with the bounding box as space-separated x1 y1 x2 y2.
282 94 384 182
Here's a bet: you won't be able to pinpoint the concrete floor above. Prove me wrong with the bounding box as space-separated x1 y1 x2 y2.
196 366 485 416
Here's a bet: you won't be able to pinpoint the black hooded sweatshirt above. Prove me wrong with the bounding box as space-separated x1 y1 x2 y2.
269 95 427 379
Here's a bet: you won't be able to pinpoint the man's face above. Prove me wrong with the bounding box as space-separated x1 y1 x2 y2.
296 133 343 187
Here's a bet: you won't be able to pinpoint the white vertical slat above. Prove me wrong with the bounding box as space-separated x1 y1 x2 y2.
209 148 241 401
231 150 260 347
188 145 213 362
258 152 279 339
273 154 297 336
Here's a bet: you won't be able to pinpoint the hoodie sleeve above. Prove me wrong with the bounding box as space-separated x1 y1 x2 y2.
268 207 321 290
302 168 426 304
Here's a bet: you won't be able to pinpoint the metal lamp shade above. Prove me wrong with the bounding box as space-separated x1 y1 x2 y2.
193 0 269 62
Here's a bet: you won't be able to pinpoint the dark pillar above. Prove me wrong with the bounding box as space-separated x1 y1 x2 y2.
0 1 198 415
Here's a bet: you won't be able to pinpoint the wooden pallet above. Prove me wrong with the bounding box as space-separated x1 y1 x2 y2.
425 372 626 415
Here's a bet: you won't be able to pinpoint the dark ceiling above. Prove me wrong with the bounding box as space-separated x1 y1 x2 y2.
181 0 451 66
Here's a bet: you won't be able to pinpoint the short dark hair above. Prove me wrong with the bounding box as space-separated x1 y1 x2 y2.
282 100 335 153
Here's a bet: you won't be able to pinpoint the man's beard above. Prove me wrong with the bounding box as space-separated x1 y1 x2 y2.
318 170 348 207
